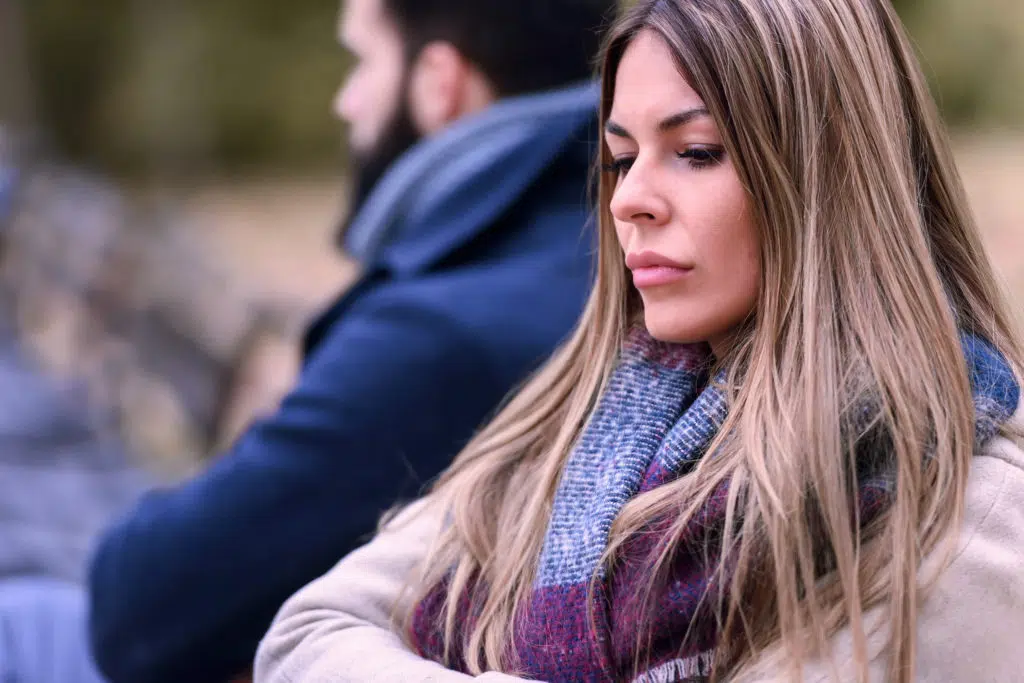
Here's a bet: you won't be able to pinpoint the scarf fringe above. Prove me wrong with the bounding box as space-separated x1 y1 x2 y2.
632 651 715 683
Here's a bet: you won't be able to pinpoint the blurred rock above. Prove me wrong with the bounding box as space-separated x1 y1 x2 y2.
0 153 308 472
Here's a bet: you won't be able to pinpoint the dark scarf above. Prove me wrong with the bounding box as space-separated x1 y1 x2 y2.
411 329 1020 682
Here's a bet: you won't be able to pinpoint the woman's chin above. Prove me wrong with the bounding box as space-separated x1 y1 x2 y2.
642 312 706 345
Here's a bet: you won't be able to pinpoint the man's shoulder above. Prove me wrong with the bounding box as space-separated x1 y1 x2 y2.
328 262 572 330
305 266 581 385
312 281 470 350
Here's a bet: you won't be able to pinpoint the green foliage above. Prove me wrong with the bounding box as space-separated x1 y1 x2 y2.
15 0 1024 177
898 0 1024 127
21 0 346 175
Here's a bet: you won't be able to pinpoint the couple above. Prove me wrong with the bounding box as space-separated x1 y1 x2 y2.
11 0 1024 682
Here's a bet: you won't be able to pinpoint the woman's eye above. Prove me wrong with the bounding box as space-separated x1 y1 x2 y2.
602 157 635 178
678 147 725 169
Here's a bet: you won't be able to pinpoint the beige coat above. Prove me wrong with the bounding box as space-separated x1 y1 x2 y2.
255 400 1024 683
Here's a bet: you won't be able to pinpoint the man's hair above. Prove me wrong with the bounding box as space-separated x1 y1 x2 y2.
382 0 618 96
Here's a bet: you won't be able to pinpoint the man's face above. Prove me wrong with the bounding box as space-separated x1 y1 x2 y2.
334 0 422 216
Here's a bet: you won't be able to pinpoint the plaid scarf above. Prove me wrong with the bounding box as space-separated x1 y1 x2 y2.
411 329 1020 682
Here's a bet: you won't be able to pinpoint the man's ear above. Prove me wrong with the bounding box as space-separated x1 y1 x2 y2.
407 41 495 135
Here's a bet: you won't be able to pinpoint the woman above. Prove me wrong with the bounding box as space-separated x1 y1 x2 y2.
255 0 1024 681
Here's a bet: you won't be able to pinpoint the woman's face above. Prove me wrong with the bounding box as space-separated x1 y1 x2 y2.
606 30 760 355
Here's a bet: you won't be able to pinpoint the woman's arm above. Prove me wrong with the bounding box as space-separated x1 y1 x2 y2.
254 497 525 683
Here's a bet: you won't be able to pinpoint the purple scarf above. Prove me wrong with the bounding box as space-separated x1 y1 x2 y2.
411 329 1020 682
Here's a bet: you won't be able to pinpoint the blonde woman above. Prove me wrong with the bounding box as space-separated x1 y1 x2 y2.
254 0 1024 681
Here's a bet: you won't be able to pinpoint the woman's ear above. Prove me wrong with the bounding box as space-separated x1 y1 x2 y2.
407 41 496 135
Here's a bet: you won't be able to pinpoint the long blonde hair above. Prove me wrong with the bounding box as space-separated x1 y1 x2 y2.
403 1 1023 681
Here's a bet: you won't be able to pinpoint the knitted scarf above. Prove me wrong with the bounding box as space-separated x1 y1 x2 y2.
411 328 1020 682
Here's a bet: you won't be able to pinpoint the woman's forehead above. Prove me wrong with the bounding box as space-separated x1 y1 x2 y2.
608 33 706 130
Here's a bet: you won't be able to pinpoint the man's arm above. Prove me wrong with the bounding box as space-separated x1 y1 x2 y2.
87 299 500 683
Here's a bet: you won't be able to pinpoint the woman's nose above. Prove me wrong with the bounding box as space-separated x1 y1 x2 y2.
608 160 670 226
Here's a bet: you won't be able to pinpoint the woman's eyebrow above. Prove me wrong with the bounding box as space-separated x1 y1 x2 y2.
604 107 712 140
604 120 632 139
656 107 711 132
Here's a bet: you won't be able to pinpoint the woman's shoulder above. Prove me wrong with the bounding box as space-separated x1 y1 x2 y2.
733 403 1024 682
965 399 1024 536
896 401 1024 681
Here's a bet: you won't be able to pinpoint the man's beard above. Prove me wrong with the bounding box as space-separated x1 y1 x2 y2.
336 93 422 247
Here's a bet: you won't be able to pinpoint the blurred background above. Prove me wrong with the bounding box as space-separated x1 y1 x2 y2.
0 0 1022 476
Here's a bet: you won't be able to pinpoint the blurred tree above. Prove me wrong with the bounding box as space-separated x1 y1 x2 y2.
21 0 345 176
0 0 35 127
20 0 132 162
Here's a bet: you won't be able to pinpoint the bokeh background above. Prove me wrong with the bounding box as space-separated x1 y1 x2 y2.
1 0 1022 473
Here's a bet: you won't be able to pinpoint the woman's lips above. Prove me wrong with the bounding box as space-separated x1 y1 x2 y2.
625 251 694 288
630 265 692 288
